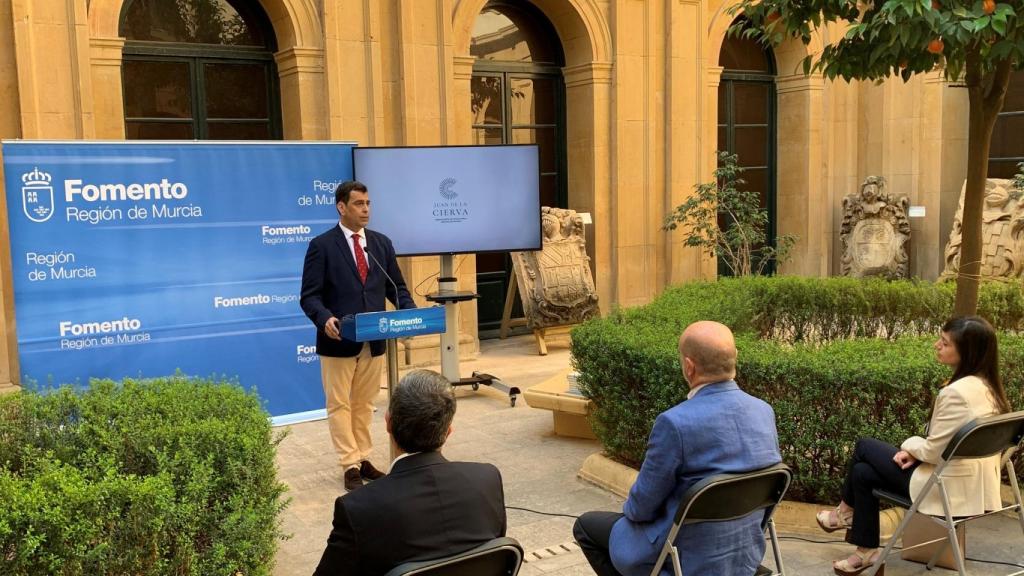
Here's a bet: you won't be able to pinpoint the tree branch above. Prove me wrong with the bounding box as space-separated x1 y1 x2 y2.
984 57 1013 110
964 45 982 89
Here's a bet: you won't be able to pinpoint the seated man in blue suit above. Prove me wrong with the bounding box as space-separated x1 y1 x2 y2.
574 321 781 576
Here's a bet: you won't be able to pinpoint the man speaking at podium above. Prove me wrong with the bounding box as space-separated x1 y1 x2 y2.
301 180 416 492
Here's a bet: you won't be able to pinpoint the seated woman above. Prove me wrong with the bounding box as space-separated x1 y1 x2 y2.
815 315 1012 576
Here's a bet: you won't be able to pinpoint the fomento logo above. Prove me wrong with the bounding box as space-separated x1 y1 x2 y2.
22 167 54 223
378 317 389 334
59 316 141 337
214 294 271 308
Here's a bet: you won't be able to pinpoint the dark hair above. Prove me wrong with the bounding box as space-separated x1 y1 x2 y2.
389 370 456 453
335 180 368 205
943 315 1012 414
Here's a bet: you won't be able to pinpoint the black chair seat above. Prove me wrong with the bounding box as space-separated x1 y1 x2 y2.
382 537 523 576
873 489 912 509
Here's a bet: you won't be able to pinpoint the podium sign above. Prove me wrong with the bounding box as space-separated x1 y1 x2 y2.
341 307 446 342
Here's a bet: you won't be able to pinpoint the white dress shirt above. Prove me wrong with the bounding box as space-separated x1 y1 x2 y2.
338 222 367 261
388 451 421 473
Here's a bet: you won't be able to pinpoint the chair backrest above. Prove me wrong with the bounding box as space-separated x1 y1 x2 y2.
675 462 792 527
382 537 523 576
941 410 1024 461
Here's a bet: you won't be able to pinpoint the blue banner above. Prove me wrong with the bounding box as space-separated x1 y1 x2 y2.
1 141 356 420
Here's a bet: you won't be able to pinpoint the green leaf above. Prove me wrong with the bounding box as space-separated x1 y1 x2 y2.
975 15 991 31
961 19 976 30
991 16 1006 34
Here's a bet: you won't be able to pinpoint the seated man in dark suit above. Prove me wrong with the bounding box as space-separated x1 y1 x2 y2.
313 369 507 576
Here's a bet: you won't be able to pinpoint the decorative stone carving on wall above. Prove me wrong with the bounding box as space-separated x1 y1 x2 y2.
840 176 911 279
511 207 600 330
940 179 1024 280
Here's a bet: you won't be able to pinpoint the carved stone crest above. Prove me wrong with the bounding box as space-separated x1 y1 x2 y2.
840 176 911 279
940 179 1024 280
511 207 599 329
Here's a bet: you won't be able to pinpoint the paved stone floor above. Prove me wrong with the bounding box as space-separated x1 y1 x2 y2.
273 334 1024 576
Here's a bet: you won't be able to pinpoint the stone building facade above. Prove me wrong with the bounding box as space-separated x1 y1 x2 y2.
0 0 1021 391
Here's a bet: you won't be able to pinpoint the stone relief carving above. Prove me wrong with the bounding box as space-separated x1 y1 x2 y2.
511 207 600 330
840 176 911 279
940 179 1024 280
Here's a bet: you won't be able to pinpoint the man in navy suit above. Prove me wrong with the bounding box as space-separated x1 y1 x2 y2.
574 321 781 576
300 180 415 492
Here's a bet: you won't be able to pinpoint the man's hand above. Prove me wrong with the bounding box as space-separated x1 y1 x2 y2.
893 450 918 470
325 317 341 341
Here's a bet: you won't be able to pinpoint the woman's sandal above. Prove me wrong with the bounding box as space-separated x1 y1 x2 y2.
815 505 853 533
832 549 884 576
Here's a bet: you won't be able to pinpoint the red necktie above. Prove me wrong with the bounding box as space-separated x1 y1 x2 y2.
352 233 368 283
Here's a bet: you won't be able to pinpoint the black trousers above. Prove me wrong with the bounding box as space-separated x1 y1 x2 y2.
574 511 625 576
842 437 918 548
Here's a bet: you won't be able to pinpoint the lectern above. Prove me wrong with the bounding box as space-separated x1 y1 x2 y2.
341 306 447 400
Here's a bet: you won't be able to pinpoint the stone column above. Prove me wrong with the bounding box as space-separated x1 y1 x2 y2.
323 0 385 145
275 47 328 140
11 0 94 139
921 71 968 279
89 37 125 139
776 73 828 276
564 61 613 312
666 0 713 284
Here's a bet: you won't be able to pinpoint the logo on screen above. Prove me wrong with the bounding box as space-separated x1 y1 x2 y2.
439 177 458 200
21 167 55 223
378 317 389 334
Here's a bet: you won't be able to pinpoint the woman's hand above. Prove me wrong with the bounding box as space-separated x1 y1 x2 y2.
893 450 918 470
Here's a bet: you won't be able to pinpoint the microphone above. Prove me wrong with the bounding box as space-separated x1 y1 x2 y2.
364 242 402 308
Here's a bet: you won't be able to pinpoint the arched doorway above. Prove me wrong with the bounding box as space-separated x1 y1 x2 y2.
717 21 777 275
470 0 567 334
120 0 282 140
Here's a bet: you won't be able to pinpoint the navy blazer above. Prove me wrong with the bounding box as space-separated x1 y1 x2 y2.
300 225 415 357
610 381 781 576
313 451 507 576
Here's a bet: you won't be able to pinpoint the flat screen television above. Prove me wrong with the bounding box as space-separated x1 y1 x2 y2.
352 145 541 256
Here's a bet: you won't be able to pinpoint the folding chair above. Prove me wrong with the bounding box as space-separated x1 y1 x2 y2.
650 462 793 576
382 536 523 576
869 410 1024 576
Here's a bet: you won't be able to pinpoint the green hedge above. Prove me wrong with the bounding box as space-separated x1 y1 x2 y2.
572 278 1024 503
0 377 288 576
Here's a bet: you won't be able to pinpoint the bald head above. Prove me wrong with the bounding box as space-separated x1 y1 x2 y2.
678 321 737 385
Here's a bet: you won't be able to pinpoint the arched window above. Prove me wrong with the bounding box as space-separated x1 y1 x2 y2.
989 71 1024 179
120 0 282 140
718 21 777 275
470 0 566 334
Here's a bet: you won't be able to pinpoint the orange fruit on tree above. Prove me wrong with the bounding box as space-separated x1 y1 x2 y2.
927 38 944 54
983 0 995 14
931 0 941 9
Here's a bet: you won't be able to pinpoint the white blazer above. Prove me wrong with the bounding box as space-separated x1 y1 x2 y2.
901 375 1003 516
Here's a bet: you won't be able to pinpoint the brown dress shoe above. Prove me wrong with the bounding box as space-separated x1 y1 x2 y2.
343 467 364 492
359 460 386 481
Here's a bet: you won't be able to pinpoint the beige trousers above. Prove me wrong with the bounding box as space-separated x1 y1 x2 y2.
320 345 383 468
